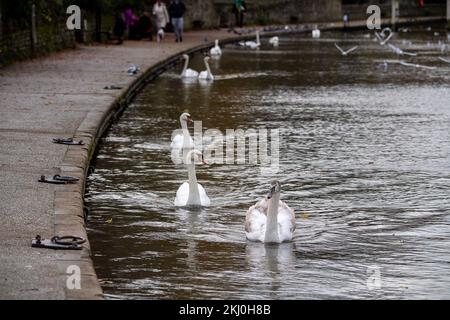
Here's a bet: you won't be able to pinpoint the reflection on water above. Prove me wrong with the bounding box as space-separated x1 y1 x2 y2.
87 27 450 299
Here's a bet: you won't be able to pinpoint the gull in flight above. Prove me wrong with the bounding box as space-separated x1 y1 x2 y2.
388 44 417 56
399 61 437 70
438 57 450 64
334 43 359 56
375 31 394 45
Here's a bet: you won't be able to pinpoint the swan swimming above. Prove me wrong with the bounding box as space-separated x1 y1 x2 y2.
174 150 211 207
312 28 321 39
334 43 358 56
198 56 214 80
180 54 199 78
170 113 194 150
210 40 222 56
245 31 261 49
269 36 279 47
245 181 296 243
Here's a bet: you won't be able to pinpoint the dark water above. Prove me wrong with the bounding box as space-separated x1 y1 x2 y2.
87 28 450 299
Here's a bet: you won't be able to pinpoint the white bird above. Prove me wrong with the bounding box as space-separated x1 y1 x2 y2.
180 54 199 78
334 43 358 56
210 39 222 56
174 150 211 207
388 44 417 56
375 30 394 45
127 64 140 75
198 56 214 81
244 31 261 49
269 36 279 47
400 61 437 70
439 57 450 64
245 181 296 243
170 113 194 150
312 28 321 39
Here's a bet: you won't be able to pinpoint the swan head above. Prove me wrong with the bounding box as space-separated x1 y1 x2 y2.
185 149 208 165
182 54 189 61
180 112 193 124
267 181 281 199
204 56 211 62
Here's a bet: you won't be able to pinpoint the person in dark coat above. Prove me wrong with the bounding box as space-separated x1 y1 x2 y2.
169 0 187 42
113 9 125 44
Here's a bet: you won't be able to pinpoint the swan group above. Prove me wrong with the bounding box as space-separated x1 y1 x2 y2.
180 55 214 81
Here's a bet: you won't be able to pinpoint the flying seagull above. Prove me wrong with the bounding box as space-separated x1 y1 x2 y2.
375 31 394 45
335 43 359 56
399 61 437 70
388 44 417 57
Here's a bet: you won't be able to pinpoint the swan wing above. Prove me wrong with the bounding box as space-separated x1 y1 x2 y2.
197 183 211 206
170 134 194 149
245 199 268 242
174 182 189 206
277 201 296 242
183 68 199 78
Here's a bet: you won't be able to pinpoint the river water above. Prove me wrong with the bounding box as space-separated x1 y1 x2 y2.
87 28 450 299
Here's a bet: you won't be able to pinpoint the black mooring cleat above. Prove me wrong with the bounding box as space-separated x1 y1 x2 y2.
52 138 84 145
31 235 86 250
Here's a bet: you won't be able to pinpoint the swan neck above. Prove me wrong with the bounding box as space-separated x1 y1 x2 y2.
187 163 201 205
265 193 280 243
205 59 213 78
256 32 260 44
181 56 189 76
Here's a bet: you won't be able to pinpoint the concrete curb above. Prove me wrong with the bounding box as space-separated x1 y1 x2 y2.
58 16 445 299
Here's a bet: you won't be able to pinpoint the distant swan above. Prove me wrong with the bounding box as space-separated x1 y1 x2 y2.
269 36 279 47
210 40 222 56
170 113 194 150
181 54 199 78
312 28 321 39
174 150 211 207
199 56 214 80
245 181 296 243
245 31 261 49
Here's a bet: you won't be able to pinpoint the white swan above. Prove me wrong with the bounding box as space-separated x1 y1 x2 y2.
174 150 211 207
198 56 214 80
170 113 194 150
245 181 296 243
312 28 321 39
210 39 222 56
245 31 261 49
269 36 279 47
180 54 199 78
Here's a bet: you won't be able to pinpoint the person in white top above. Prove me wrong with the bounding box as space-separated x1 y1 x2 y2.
153 0 170 42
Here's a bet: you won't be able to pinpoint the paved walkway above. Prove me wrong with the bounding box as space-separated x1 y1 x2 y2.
0 16 445 299
0 29 235 299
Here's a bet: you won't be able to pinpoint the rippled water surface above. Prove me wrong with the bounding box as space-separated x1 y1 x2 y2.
87 28 450 299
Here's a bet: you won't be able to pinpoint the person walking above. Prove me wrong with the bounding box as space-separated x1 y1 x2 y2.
169 0 186 43
153 0 170 42
232 0 246 28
